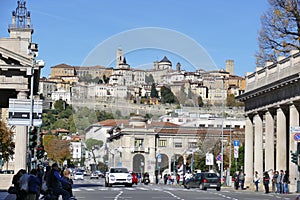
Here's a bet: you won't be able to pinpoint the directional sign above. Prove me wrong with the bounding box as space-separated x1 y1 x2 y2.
294 133 300 141
234 140 240 147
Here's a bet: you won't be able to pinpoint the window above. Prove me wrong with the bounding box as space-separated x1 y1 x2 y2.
135 138 144 147
174 142 182 148
188 142 198 148
158 140 167 147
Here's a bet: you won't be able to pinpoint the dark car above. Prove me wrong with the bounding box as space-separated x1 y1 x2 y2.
184 172 221 191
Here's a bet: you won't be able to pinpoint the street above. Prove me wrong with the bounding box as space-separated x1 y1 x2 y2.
1 177 299 200
71 178 299 200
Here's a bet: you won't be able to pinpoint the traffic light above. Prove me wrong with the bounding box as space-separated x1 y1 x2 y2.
36 146 45 159
29 127 38 149
291 150 299 165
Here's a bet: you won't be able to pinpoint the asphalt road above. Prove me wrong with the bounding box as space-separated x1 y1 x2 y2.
72 178 299 200
2 178 299 200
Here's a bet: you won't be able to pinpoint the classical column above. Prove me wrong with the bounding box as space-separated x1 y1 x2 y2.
244 115 254 186
14 91 28 172
265 110 275 171
254 113 263 178
276 107 287 171
289 104 299 192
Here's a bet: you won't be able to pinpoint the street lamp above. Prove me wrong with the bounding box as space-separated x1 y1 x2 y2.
220 76 225 182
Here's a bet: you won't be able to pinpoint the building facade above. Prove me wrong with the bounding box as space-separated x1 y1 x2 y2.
238 50 300 191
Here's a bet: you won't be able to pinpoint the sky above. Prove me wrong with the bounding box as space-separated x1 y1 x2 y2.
0 0 270 78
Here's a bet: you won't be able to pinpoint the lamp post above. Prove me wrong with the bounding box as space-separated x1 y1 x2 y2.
220 76 225 182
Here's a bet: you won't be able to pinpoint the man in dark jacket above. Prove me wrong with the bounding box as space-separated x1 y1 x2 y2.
46 163 71 200
28 169 41 200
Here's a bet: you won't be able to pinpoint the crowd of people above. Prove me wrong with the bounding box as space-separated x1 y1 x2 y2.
11 163 76 200
235 169 290 194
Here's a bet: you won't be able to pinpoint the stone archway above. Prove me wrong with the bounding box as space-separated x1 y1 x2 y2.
158 153 169 173
133 154 145 174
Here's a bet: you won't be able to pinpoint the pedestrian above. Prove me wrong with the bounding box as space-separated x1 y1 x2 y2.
283 170 289 194
239 171 245 190
62 169 75 199
12 169 26 200
278 170 284 194
46 163 71 200
28 169 41 200
163 174 168 184
19 170 30 200
234 171 239 190
272 171 278 193
36 165 44 200
253 171 260 192
263 171 270 193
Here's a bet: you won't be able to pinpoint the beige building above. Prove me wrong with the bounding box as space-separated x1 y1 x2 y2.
238 50 300 192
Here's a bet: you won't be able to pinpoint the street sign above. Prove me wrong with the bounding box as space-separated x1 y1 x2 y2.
234 146 239 158
206 153 214 166
234 140 240 147
8 98 43 126
216 154 222 161
291 126 300 134
294 133 300 141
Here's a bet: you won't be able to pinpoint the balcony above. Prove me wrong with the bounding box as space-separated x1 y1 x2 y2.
131 146 150 153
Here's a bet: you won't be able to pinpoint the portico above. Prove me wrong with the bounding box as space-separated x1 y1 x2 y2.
238 50 300 192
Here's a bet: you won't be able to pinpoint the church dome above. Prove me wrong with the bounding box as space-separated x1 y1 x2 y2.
159 56 172 64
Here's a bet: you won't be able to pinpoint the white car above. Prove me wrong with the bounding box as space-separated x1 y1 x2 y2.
105 167 132 187
74 172 84 180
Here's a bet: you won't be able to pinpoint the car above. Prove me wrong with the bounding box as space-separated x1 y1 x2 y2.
130 172 138 184
95 170 105 178
74 172 84 180
90 172 99 179
184 172 221 191
105 167 132 187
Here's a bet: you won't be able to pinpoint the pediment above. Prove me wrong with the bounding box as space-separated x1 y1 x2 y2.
0 46 31 67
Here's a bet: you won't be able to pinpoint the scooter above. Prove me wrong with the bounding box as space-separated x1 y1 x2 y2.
144 177 150 185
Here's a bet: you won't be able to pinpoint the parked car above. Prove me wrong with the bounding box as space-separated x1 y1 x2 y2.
105 167 132 187
130 172 138 184
74 172 84 180
90 172 99 179
184 172 221 191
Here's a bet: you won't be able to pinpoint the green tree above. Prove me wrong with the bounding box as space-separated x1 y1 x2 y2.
256 0 300 67
85 138 104 163
0 121 15 169
160 86 177 104
145 74 155 84
54 100 65 112
150 83 159 98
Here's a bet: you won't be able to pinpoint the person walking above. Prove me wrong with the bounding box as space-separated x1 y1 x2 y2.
263 171 270 193
28 169 41 200
36 165 44 200
283 170 289 194
234 171 239 190
253 171 260 192
62 169 75 199
239 171 245 190
12 169 26 200
46 163 71 200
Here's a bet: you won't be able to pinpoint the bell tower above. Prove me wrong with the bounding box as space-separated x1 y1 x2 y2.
8 0 33 56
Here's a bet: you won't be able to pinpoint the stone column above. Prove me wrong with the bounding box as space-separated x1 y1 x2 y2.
14 91 28 172
254 113 263 178
276 107 287 171
265 111 275 171
244 116 254 186
289 104 299 192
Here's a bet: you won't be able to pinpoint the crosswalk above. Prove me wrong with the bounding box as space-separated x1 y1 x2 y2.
72 185 190 193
